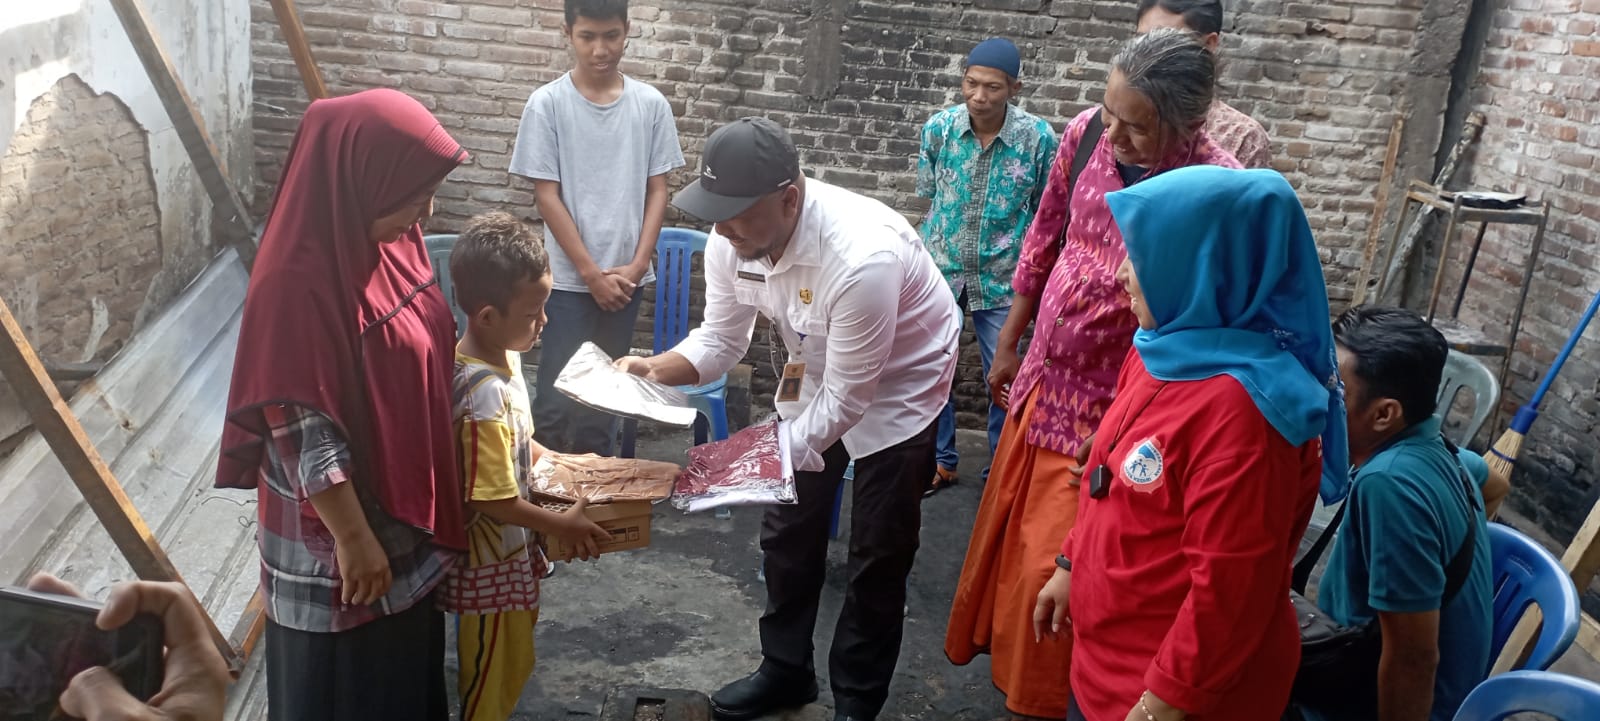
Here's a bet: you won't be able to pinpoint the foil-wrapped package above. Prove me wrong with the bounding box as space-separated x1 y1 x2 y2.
554 342 697 427
671 419 796 512
528 452 678 503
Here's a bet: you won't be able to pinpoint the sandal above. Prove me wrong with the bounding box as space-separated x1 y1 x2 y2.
924 466 958 498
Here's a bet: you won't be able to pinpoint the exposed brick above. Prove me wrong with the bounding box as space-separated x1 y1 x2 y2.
465 5 532 25
441 60 508 81
0 75 162 387
396 0 463 19
440 23 508 42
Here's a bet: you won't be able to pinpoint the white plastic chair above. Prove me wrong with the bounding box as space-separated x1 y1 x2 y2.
1437 350 1499 446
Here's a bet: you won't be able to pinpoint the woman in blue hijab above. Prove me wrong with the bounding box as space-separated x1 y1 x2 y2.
1033 166 1345 721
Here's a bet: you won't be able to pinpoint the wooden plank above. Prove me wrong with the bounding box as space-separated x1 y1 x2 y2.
227 590 268 675
1351 116 1404 307
105 0 256 268
0 294 233 661
1559 473 1600 591
268 0 331 100
1577 612 1600 661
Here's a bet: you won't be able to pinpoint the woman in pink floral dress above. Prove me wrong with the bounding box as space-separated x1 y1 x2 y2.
945 29 1245 721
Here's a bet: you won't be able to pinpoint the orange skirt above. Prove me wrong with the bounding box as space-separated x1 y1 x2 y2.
944 391 1081 718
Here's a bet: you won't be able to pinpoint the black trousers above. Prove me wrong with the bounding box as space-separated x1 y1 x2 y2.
265 597 448 721
757 421 936 719
1067 696 1087 721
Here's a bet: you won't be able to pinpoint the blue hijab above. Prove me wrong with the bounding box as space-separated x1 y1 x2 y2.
1106 166 1351 503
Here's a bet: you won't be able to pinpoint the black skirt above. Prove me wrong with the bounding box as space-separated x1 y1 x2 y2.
265 596 447 721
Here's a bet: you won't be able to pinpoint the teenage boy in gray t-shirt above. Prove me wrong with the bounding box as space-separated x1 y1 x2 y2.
510 0 684 454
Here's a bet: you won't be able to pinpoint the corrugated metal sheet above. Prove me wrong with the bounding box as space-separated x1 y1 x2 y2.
0 249 266 714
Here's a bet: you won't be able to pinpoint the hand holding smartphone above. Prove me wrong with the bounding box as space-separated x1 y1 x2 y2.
0 584 163 721
0 575 229 721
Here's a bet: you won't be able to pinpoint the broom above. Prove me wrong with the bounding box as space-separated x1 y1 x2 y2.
1485 285 1600 489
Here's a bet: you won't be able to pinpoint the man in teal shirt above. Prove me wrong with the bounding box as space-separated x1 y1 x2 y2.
915 37 1057 494
1307 306 1493 721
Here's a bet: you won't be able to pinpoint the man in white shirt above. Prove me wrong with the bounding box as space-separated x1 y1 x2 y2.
616 117 960 721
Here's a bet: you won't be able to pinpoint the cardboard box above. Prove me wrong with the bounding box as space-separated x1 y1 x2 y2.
530 491 653 562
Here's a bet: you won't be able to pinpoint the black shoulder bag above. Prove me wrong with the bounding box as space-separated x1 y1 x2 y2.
1289 437 1481 715
1052 113 1104 253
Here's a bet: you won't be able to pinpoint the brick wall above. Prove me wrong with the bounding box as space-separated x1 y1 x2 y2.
1444 0 1600 537
251 0 1449 427
0 76 161 366
0 75 163 439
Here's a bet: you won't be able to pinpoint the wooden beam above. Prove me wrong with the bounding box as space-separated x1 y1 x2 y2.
0 295 236 664
226 589 268 677
268 0 331 101
1577 612 1600 660
1560 497 1600 599
1351 116 1404 307
105 0 256 269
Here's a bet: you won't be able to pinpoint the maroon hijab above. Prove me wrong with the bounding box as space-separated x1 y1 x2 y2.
218 89 468 550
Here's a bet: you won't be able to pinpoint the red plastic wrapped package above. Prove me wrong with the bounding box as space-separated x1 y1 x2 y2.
671 419 796 512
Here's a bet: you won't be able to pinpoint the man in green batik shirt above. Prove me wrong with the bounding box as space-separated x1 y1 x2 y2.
916 37 1058 495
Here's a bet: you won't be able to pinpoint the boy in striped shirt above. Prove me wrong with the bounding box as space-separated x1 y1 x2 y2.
440 212 610 721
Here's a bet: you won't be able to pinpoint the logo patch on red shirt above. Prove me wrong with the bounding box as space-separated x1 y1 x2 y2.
1121 437 1165 493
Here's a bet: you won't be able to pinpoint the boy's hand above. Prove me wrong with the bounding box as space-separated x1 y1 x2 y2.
556 498 612 562
610 262 649 288
583 270 633 312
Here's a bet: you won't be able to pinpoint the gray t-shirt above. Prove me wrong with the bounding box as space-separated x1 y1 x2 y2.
510 73 685 292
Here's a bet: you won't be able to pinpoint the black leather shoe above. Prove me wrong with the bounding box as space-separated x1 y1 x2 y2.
710 670 818 720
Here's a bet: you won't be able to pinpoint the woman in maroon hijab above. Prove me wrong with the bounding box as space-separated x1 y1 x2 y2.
217 89 469 721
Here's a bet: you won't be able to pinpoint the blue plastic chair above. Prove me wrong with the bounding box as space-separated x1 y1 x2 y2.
619 228 730 457
423 233 467 335
1487 522 1581 672
1452 670 1600 720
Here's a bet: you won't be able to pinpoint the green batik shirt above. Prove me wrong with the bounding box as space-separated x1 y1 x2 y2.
916 103 1058 311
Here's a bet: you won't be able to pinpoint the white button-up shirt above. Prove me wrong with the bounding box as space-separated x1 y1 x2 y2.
672 179 961 472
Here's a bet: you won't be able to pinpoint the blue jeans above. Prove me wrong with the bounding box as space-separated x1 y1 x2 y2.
935 304 1009 479
532 288 643 455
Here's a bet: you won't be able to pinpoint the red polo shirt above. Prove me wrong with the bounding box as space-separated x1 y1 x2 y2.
1063 350 1321 721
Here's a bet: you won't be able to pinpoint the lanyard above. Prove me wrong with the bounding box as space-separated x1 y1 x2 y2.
1088 382 1168 500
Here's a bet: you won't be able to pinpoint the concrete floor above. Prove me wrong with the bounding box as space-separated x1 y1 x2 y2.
442 423 1600 720
444 426 1005 721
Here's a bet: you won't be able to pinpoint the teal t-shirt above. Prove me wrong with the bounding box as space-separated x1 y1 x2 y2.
1311 415 1493 721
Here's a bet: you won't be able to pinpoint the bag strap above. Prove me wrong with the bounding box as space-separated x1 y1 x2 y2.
1438 436 1480 609
1054 112 1104 252
1292 499 1346 594
1292 436 1481 600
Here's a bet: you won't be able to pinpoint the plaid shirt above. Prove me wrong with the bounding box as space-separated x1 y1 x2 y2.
256 403 458 633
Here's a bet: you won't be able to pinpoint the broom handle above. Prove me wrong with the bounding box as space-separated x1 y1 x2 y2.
1520 287 1600 426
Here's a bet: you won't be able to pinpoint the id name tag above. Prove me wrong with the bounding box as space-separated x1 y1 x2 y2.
776 361 806 402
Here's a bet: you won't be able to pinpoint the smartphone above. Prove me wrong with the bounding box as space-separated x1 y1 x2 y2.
0 586 164 721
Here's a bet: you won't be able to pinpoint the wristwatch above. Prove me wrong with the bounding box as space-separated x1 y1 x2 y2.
1055 555 1072 571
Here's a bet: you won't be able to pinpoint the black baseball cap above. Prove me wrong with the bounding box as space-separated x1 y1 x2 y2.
672 117 800 223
